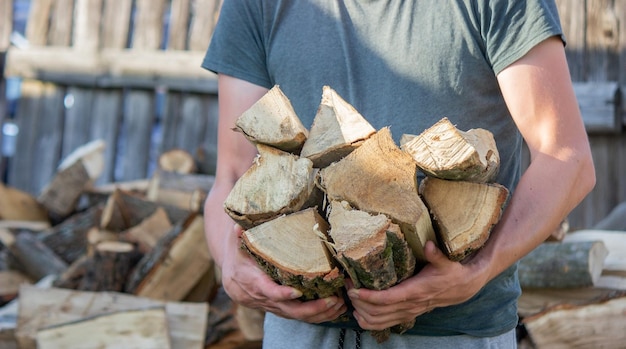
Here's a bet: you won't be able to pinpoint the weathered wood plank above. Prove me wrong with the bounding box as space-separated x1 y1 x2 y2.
555 0 586 81
91 89 122 184
0 0 12 51
133 0 167 50
62 87 94 159
73 0 103 51
176 94 208 153
47 0 74 46
120 91 155 180
25 0 54 45
188 0 221 51
8 80 45 193
585 0 621 82
573 82 621 133
168 0 191 50
102 0 132 49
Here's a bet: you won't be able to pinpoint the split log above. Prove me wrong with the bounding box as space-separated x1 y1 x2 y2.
546 218 569 242
52 254 90 290
0 230 67 281
523 292 626 349
518 241 609 289
0 183 48 222
0 220 50 231
85 228 118 257
182 267 219 303
327 200 416 343
224 144 320 230
37 140 105 220
125 214 214 301
234 85 308 154
78 241 141 292
327 200 415 290
317 127 436 263
0 270 32 303
563 230 626 277
100 189 190 232
35 307 171 349
518 287 622 318
401 117 500 183
119 207 172 254
158 148 196 174
38 204 103 264
419 177 509 261
300 85 375 168
241 207 344 300
235 306 265 342
146 170 214 212
15 285 208 349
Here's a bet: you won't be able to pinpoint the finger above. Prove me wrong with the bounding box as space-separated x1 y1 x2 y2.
424 240 449 267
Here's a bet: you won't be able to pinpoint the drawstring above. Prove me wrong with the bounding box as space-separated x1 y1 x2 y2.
338 329 363 349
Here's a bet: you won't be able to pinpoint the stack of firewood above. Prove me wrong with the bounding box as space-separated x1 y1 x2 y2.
0 142 257 348
516 214 626 349
224 85 509 343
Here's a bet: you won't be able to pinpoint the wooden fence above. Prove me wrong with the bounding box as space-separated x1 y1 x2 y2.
0 0 625 230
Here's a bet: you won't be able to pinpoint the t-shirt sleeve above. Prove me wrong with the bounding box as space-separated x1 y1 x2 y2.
481 0 564 75
202 0 273 88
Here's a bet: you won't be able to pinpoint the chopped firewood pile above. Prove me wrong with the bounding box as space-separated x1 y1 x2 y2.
1 84 625 348
0 144 259 348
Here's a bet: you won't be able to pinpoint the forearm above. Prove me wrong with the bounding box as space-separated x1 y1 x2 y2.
475 142 595 283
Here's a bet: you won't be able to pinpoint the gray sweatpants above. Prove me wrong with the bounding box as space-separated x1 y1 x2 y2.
262 313 517 349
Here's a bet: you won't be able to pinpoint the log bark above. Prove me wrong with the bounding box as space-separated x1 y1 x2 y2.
78 241 141 292
0 270 32 303
518 241 609 288
37 140 105 220
327 200 416 343
15 285 208 349
39 204 103 264
146 170 214 212
125 214 214 301
523 292 626 349
35 307 172 349
1 231 68 281
327 200 415 290
0 183 48 222
100 189 190 232
419 177 509 261
52 254 90 290
119 207 172 254
401 117 500 183
300 85 375 168
234 85 308 154
318 127 436 263
224 144 319 230
241 208 344 300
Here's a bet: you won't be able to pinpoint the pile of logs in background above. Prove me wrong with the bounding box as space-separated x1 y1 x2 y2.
0 142 263 349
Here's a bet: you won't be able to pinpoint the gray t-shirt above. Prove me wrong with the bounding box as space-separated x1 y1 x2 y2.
203 0 563 337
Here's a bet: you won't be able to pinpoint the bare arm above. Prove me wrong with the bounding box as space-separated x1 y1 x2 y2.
347 36 596 330
204 74 346 322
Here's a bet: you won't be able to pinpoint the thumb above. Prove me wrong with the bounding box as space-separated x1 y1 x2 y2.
424 240 448 266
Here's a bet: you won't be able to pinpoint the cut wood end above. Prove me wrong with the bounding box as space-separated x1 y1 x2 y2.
158 149 196 174
58 139 106 180
300 86 375 167
235 85 308 153
402 117 500 183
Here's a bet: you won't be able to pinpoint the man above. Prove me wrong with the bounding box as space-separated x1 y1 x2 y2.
202 1 595 347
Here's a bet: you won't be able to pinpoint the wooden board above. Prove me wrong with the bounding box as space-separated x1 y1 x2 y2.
523 294 626 349
36 307 171 349
15 285 207 349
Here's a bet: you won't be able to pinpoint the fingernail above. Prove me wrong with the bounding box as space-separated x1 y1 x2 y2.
290 289 302 299
348 289 359 300
325 298 337 309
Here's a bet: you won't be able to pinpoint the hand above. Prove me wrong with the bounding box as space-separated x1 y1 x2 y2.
346 240 488 331
220 224 347 323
